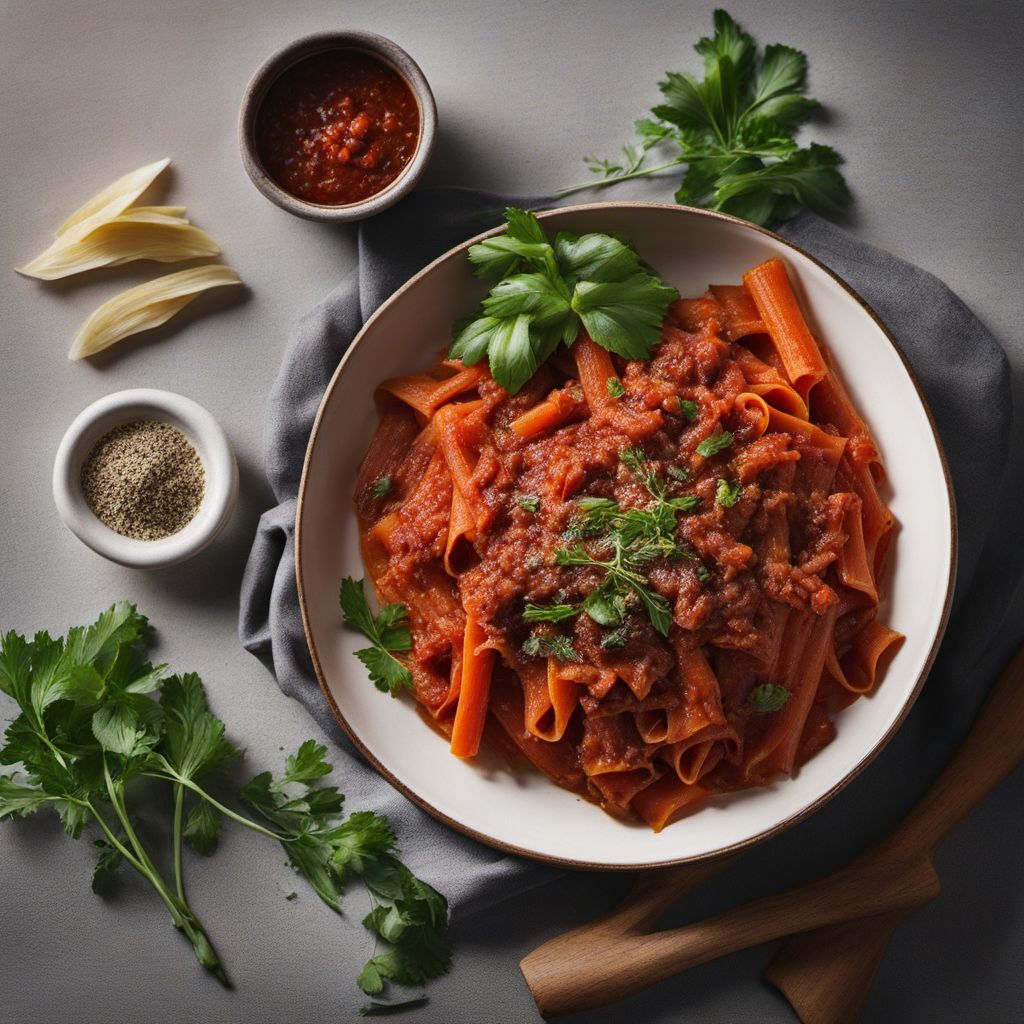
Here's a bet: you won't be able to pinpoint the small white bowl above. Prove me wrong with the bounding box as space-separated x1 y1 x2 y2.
53 389 238 569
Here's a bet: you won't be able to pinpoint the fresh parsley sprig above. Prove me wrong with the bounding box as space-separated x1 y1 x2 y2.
558 9 851 227
340 578 413 696
555 544 673 637
0 603 229 983
0 604 451 1003
240 742 451 997
449 208 678 394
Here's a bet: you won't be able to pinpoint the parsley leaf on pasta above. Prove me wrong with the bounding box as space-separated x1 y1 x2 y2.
716 478 743 507
583 586 627 628
449 208 678 395
697 430 734 457
553 452 702 636
340 578 412 695
676 398 699 422
571 275 679 359
748 683 791 712
482 314 540 397
554 231 644 285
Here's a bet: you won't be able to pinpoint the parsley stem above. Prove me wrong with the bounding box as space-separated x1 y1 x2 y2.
84 799 147 874
173 783 186 905
101 759 185 917
103 805 229 985
99 756 228 986
556 150 804 197
554 158 688 196
153 773 283 843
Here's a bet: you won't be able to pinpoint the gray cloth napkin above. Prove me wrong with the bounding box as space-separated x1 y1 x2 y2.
239 186 1016 928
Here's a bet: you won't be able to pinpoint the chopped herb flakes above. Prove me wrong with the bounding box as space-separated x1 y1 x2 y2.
697 431 734 457
523 603 579 623
677 398 699 421
522 632 579 662
748 683 791 712
716 478 742 507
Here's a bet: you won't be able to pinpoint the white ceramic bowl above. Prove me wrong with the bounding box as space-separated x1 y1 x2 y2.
296 203 956 869
53 388 238 569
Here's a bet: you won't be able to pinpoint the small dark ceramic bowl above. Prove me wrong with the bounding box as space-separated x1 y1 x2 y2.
238 31 436 223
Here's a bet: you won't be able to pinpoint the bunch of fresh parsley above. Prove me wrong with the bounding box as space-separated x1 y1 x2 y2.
0 603 449 1006
558 9 851 227
449 207 678 394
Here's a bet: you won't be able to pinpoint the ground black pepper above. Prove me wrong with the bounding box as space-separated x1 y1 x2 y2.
81 420 205 540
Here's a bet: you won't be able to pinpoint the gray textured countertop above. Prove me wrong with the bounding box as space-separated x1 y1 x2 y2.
2 1 1022 1022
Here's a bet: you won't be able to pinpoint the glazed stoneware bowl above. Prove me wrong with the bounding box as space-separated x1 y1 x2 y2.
295 203 956 869
238 31 437 223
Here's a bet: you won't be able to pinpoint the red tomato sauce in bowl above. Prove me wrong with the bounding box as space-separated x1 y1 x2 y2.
254 50 421 206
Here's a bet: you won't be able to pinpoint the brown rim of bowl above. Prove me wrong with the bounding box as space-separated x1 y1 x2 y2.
238 31 437 223
294 201 959 871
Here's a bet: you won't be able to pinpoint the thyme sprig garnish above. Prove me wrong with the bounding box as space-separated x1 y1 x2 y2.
548 448 700 637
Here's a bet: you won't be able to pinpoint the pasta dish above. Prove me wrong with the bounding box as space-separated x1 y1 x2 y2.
354 251 901 831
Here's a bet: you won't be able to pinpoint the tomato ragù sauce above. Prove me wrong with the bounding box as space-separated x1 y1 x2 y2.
255 50 420 206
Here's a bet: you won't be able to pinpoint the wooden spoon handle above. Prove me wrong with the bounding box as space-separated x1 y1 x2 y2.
593 857 732 934
764 910 911 1024
517 856 729 997
520 856 938 1017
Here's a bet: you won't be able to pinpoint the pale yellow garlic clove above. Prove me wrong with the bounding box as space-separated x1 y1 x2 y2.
55 158 171 239
18 211 219 281
69 265 242 360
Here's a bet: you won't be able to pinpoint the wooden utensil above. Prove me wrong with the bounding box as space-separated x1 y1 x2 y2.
520 644 1024 1019
765 641 1024 1023
763 911 911 1024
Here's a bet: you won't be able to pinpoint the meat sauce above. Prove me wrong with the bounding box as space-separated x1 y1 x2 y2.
357 286 896 825
255 50 420 206
380 313 853 696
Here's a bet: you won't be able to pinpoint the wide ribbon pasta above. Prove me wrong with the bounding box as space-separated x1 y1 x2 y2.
355 258 902 831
